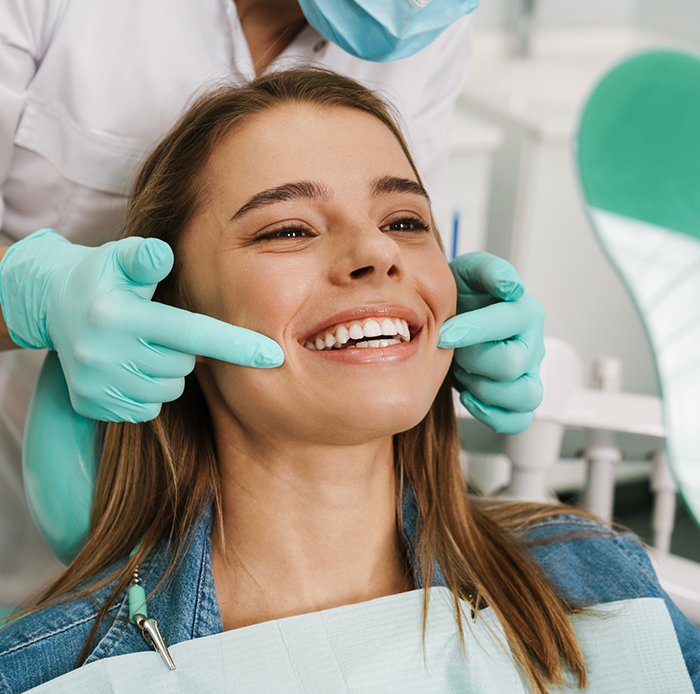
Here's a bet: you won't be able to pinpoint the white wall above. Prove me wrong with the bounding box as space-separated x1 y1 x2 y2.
475 0 636 30
475 0 698 42
636 0 700 46
535 0 637 27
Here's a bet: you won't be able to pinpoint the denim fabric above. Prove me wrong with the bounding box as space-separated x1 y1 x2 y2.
1 496 699 693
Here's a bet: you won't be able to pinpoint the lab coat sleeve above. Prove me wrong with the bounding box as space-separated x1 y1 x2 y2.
0 0 67 230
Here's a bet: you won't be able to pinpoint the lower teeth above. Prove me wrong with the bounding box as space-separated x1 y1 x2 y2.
305 337 404 351
355 339 401 349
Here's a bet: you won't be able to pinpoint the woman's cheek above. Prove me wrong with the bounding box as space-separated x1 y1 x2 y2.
423 253 458 327
217 256 318 336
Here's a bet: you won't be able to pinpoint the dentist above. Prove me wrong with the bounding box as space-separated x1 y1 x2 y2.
0 0 544 603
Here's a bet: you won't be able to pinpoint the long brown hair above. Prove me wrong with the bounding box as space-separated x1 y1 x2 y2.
31 68 596 692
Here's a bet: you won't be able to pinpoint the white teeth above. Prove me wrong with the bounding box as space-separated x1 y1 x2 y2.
336 325 349 345
363 318 382 337
305 317 413 350
348 323 364 340
381 318 398 336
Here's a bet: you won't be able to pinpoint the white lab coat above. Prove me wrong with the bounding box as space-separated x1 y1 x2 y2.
0 0 473 604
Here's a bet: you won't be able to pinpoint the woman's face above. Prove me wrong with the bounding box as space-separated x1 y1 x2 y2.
180 103 456 446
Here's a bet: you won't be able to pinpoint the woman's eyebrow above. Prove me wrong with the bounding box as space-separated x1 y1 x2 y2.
230 180 330 221
371 176 431 204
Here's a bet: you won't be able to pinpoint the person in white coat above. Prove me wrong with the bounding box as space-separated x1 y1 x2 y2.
0 0 545 607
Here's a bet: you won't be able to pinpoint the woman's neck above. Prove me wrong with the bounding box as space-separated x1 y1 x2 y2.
210 436 413 631
235 0 308 74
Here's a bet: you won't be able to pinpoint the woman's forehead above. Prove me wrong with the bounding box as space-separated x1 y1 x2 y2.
206 103 417 201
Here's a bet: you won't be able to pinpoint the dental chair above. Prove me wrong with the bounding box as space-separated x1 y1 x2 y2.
22 351 96 565
0 351 95 618
576 47 700 624
576 48 700 530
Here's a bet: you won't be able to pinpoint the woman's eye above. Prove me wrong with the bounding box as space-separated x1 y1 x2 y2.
275 228 307 238
382 217 430 233
257 225 314 241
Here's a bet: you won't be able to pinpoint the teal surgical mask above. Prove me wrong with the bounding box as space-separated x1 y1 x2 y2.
298 0 480 62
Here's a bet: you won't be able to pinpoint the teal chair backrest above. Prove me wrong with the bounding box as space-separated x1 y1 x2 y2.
575 48 700 527
23 352 96 564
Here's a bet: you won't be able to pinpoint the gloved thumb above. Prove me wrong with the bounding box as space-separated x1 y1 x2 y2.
114 237 174 286
450 252 525 302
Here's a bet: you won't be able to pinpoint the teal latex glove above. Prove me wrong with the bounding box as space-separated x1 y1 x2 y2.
439 252 545 434
0 229 284 422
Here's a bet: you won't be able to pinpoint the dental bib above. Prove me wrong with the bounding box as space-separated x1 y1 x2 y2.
26 589 693 693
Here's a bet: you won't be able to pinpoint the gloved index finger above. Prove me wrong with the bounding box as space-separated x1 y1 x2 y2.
138 303 284 367
438 295 543 348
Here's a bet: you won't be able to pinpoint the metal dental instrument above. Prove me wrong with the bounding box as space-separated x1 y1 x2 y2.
134 615 176 671
128 557 176 670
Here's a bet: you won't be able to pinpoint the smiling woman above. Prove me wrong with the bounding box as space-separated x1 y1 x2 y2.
1 68 698 694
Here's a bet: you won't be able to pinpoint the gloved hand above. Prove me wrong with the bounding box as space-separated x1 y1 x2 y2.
438 252 545 434
0 229 284 422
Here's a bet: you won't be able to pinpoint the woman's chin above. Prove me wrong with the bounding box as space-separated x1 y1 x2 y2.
298 400 433 446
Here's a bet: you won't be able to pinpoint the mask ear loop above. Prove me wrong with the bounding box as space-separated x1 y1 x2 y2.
128 544 176 670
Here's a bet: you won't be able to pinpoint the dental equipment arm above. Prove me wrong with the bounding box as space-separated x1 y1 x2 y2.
0 229 284 422
439 252 545 434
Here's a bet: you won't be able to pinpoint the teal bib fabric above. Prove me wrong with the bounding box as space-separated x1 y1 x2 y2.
25 589 694 693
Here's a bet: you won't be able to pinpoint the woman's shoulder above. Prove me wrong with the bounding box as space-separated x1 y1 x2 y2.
517 509 633 540
0 560 132 694
514 510 659 603
513 509 700 690
472 498 670 606
0 512 219 693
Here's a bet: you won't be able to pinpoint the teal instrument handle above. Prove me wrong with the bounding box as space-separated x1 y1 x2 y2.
22 351 97 564
129 584 148 623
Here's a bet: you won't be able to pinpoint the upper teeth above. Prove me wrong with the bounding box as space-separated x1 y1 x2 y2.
305 317 411 351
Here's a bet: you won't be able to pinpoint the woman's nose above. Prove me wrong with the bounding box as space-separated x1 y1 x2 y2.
330 223 404 285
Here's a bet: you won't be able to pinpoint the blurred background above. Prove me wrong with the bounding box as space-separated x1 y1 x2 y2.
435 0 700 600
